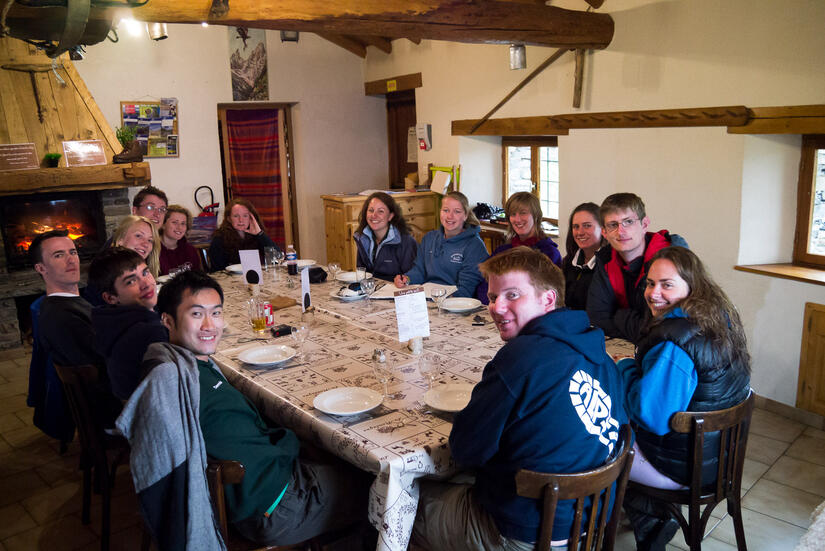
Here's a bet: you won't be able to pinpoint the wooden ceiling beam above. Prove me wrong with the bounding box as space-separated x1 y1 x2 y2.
3 1 615 49
360 36 393 54
453 106 750 136
727 105 825 134
316 33 366 58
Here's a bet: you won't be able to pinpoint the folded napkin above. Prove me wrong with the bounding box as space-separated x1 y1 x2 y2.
269 295 297 310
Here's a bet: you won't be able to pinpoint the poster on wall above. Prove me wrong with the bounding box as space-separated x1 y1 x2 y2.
229 27 269 101
120 98 179 158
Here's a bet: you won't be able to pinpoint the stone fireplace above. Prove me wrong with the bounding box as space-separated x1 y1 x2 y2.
0 172 151 349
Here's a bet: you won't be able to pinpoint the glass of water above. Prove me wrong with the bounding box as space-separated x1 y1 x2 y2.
418 353 439 390
290 322 310 360
361 277 376 312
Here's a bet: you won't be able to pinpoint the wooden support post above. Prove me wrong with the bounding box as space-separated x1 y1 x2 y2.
573 49 584 108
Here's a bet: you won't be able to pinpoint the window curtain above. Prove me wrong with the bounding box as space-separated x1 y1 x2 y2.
225 109 285 248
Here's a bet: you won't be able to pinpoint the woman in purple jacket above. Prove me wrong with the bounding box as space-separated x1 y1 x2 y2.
475 192 561 303
159 205 202 275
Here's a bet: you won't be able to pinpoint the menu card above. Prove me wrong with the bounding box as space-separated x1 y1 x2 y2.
239 249 262 284
394 287 430 342
301 267 311 312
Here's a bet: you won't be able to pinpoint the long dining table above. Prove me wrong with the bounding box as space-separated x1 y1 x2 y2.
208 268 635 551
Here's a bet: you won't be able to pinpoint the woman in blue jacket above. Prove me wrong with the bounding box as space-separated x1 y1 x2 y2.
353 192 417 281
619 246 750 549
475 192 561 304
394 191 488 298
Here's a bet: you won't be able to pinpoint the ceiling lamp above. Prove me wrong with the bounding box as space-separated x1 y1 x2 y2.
146 23 168 41
280 30 299 42
509 44 526 70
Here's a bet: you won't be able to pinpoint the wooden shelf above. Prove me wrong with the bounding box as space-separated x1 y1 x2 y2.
0 162 151 196
734 263 825 287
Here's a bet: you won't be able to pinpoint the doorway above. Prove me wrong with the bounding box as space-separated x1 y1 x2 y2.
217 103 299 251
386 89 417 189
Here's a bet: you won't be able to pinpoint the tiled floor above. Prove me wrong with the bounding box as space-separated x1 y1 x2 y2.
1 345 822 551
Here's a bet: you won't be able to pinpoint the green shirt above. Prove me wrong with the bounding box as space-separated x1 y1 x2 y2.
196 360 299 522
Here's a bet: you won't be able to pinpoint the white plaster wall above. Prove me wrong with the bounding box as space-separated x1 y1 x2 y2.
364 0 825 406
76 25 387 261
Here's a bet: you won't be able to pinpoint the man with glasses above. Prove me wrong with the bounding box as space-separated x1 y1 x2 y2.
586 193 688 343
131 185 169 226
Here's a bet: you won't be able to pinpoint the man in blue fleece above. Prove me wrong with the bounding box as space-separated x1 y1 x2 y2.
90 247 168 400
412 246 627 550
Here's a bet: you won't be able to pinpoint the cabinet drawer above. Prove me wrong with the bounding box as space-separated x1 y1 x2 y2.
399 196 437 216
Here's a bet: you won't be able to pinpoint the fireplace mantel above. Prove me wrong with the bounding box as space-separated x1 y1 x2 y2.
0 162 151 197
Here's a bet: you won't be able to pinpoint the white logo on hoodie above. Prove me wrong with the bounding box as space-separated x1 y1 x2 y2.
569 370 620 453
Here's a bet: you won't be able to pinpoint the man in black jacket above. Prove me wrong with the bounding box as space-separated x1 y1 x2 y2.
90 247 168 400
586 193 688 343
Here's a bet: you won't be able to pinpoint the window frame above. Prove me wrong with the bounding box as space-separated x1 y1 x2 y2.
501 136 559 225
793 134 825 268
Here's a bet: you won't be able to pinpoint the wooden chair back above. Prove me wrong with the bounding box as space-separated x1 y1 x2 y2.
515 425 634 551
628 391 755 551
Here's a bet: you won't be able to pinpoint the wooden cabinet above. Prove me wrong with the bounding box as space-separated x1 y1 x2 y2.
797 302 825 417
322 191 440 270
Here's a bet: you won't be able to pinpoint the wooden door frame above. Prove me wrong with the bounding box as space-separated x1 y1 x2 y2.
217 102 299 252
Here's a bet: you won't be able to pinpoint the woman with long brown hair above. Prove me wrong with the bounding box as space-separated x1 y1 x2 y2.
619 246 750 549
561 202 606 309
208 198 278 271
159 204 201 275
353 192 417 281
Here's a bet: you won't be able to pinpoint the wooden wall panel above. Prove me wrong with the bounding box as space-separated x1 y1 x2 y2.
0 68 27 144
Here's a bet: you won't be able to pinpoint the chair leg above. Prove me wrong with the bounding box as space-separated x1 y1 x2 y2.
727 496 748 551
81 464 92 525
100 471 112 551
688 504 702 551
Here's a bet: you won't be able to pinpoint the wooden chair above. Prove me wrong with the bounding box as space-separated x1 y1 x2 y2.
627 391 755 551
206 458 317 551
53 363 132 551
197 245 212 272
515 424 634 551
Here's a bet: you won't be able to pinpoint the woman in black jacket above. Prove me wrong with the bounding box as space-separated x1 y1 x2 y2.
561 202 606 309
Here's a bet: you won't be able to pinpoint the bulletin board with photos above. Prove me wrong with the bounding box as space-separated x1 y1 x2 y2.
120 98 179 158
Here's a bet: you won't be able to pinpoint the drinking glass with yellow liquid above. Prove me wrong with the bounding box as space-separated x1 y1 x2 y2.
247 298 267 333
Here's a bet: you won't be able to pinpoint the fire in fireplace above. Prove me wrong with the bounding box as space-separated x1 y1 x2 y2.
0 190 107 271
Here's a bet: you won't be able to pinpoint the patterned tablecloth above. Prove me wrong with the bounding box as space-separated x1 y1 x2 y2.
209 270 635 551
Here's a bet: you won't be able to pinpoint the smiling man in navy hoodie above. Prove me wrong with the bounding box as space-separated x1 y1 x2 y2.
89 247 168 400
412 246 627 551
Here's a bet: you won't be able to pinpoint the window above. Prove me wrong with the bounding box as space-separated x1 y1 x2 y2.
502 137 559 223
793 135 825 268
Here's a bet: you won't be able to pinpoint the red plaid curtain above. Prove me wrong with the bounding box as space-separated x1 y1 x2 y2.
225 109 285 248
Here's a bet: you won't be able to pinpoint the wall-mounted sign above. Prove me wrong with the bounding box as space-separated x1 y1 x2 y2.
0 143 39 171
63 140 107 167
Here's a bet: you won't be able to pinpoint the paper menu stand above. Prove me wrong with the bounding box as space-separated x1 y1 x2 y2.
430 170 451 194
239 249 263 287
394 287 430 342
300 267 311 312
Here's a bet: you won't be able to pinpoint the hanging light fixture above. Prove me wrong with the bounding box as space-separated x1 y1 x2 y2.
146 23 169 41
280 30 300 42
509 44 526 70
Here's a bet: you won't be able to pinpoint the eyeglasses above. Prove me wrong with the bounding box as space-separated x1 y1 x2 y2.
604 218 639 232
140 204 167 214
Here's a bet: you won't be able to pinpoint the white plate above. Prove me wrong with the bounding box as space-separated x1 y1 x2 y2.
296 259 316 268
336 271 372 283
423 384 474 412
313 387 383 416
329 289 366 302
237 345 296 366
226 264 243 274
441 297 482 313
156 274 171 284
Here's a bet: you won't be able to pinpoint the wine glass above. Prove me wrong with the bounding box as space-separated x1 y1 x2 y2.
371 349 391 398
418 353 438 390
361 277 376 311
264 247 277 272
431 287 447 316
272 249 285 281
290 322 309 361
327 262 340 283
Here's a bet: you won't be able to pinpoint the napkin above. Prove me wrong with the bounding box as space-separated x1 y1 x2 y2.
269 295 297 310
